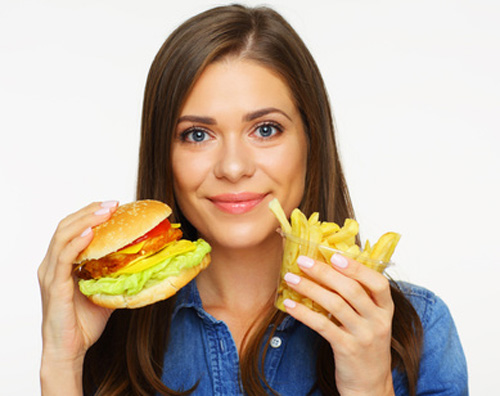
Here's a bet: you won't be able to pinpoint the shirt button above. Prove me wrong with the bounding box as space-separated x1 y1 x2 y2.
270 336 282 348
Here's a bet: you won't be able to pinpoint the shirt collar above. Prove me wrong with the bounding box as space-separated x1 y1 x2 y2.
172 279 298 331
172 279 204 316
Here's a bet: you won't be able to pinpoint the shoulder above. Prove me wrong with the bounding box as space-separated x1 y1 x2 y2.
392 281 452 328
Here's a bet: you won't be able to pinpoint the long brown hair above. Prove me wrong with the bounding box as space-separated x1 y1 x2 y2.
83 5 423 395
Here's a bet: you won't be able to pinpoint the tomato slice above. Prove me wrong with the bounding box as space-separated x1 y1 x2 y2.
119 218 173 251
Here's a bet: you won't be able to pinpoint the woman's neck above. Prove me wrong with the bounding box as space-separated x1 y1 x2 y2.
195 235 282 353
195 235 282 314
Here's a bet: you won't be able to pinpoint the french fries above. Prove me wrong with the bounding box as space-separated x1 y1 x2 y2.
269 198 400 314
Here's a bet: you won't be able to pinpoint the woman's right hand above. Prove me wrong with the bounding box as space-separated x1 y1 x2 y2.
38 201 118 394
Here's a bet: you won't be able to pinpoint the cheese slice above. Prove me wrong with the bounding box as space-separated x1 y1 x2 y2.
114 240 196 275
116 240 147 255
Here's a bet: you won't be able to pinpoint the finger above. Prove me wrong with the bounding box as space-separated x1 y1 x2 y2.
50 205 116 281
61 200 119 226
52 227 95 282
282 298 346 345
49 201 118 253
38 227 92 287
283 272 360 329
58 201 118 240
296 255 379 319
328 253 393 311
41 201 118 283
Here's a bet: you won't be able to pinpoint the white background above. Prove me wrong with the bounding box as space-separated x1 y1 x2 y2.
1 0 498 394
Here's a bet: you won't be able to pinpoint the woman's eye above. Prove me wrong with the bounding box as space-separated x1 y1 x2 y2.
255 123 281 139
181 129 210 143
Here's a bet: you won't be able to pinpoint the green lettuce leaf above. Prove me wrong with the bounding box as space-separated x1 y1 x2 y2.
78 239 211 296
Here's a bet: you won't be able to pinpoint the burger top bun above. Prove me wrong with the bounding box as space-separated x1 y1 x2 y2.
76 200 172 263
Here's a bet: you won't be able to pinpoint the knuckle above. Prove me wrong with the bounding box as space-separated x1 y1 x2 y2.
349 261 363 278
315 261 330 276
55 202 98 234
374 320 392 339
45 283 59 301
56 214 72 233
51 223 68 248
38 257 54 287
40 274 54 298
37 264 45 285
56 252 68 270
386 298 395 316
67 235 81 250
315 315 332 336
340 337 358 356
343 282 363 300
298 276 317 298
325 293 342 313
358 328 375 348
296 276 310 293
378 321 392 339
372 311 393 339
373 276 390 294
88 201 102 212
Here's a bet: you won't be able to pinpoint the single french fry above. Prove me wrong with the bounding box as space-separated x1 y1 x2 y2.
269 198 292 234
326 218 359 245
320 221 340 237
370 232 401 263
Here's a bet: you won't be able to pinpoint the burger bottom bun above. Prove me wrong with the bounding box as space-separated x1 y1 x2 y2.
87 254 211 309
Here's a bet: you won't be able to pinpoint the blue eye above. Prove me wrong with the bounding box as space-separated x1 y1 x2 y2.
181 128 209 143
255 123 281 138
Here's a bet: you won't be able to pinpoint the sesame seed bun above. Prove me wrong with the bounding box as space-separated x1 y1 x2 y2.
76 200 172 263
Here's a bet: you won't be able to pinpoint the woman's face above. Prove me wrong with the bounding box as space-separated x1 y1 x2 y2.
172 58 307 249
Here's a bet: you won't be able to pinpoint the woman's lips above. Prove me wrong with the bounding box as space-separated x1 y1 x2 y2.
208 192 268 214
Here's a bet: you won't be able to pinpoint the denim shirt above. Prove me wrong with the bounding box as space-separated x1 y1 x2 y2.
161 280 468 395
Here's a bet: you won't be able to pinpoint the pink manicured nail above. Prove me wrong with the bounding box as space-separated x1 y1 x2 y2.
284 272 301 285
94 207 110 216
101 200 118 208
331 253 348 268
283 298 297 309
297 255 314 268
80 227 92 237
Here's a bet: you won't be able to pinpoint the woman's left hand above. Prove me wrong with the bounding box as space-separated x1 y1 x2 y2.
283 253 395 396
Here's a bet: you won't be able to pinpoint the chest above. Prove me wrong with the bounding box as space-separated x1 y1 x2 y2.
161 307 321 395
202 307 258 354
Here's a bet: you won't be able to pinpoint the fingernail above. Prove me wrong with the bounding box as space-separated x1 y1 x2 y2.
101 200 118 208
284 272 301 285
297 255 314 268
331 253 348 268
283 298 297 309
94 207 110 216
80 227 92 237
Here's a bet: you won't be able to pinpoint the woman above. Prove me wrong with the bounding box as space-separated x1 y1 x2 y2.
38 5 468 395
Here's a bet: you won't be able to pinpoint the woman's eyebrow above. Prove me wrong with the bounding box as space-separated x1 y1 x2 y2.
177 115 217 124
244 107 292 122
177 107 292 125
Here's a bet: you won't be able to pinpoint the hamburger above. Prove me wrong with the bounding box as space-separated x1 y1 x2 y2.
74 200 211 309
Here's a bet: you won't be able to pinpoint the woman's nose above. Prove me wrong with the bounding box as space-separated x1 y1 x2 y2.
213 137 255 182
